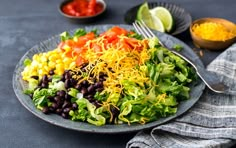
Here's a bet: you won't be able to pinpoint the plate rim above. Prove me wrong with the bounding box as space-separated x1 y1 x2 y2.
13 24 205 134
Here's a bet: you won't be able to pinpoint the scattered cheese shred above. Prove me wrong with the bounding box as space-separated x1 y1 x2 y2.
192 22 235 41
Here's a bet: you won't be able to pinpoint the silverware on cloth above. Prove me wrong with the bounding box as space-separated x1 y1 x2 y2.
133 20 236 95
127 24 236 148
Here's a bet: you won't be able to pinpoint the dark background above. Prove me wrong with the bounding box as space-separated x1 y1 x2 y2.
0 0 235 147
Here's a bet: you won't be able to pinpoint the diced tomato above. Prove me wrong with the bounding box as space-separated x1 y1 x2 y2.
65 51 73 58
75 32 95 47
58 41 65 50
92 44 102 53
124 38 143 51
101 31 118 43
87 0 96 15
57 26 145 66
117 40 131 51
74 46 87 55
109 26 128 36
65 39 75 47
88 0 96 9
100 26 129 45
75 56 86 66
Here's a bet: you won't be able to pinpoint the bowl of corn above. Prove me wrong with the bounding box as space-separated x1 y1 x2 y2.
190 17 236 50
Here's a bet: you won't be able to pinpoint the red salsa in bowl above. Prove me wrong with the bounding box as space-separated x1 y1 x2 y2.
59 0 106 22
62 0 104 17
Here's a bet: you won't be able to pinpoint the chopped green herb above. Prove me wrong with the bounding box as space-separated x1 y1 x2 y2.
60 31 71 41
74 29 87 37
127 30 143 40
173 44 183 51
23 58 32 66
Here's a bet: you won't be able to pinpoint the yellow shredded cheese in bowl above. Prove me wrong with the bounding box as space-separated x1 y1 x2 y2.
192 22 235 41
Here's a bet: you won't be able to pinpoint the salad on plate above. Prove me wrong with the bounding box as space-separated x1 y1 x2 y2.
21 26 196 126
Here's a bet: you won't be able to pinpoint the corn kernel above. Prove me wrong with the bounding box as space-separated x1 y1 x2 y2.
48 61 56 69
49 55 58 62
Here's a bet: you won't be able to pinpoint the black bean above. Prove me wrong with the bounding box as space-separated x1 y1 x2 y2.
86 94 93 99
55 108 62 114
61 74 65 82
96 87 103 92
80 63 88 68
61 112 68 119
51 102 59 109
81 80 88 87
90 78 97 83
41 82 48 88
47 96 54 101
75 83 82 90
54 96 61 102
42 106 49 114
64 93 71 101
110 105 120 118
87 97 95 103
87 85 95 93
49 107 55 112
70 78 77 86
80 87 88 95
49 69 55 75
57 90 66 98
94 81 103 88
63 108 71 114
64 79 70 89
92 100 101 108
62 101 71 109
57 100 64 107
31 75 39 80
81 68 86 72
72 103 78 110
99 77 106 81
64 72 71 80
99 72 105 77
64 70 70 73
42 74 48 82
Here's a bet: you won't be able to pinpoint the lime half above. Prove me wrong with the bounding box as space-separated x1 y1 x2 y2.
150 7 174 32
137 3 165 32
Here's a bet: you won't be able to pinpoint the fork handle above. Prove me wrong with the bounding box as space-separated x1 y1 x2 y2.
196 65 226 93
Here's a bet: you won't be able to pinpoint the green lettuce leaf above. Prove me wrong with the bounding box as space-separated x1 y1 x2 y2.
73 98 106 126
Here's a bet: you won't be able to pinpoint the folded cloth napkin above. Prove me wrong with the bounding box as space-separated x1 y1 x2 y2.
127 43 236 148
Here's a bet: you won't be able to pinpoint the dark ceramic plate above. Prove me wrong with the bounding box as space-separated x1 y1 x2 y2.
13 24 205 134
124 2 192 35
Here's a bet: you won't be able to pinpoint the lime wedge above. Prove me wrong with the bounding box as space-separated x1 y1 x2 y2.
137 2 165 32
150 15 165 32
150 7 174 32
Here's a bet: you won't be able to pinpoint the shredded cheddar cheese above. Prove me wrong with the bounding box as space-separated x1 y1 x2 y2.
73 35 150 103
192 22 235 41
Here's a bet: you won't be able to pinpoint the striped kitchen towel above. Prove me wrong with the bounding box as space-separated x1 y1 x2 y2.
127 43 236 148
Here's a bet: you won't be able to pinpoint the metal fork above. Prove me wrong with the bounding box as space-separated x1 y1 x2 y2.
133 20 231 94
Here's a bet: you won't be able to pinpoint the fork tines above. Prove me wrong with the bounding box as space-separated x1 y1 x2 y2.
132 20 156 39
